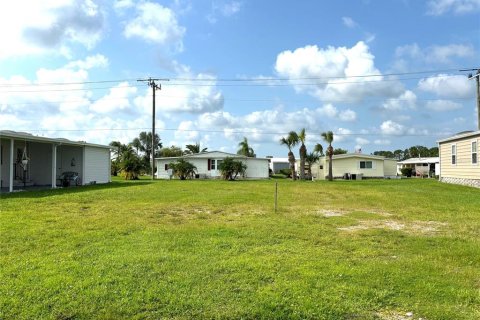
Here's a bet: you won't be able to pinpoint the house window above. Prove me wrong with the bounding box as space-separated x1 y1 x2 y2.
319 165 323 169
451 144 456 165
211 159 216 170
165 164 169 170
472 141 478 164
359 161 373 169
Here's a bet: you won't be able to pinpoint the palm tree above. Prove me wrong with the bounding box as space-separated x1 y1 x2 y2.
131 138 142 155
314 143 324 156
298 128 307 180
168 159 197 180
305 152 320 178
109 141 128 161
237 137 255 157
279 131 299 180
184 142 207 154
321 131 334 181
138 131 162 159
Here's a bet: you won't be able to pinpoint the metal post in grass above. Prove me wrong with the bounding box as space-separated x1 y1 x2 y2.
274 182 278 213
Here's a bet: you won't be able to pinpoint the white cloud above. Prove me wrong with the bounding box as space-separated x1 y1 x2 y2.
90 82 138 114
174 121 199 142
380 120 405 135
0 0 105 59
355 137 370 145
418 74 473 98
342 16 357 28
425 100 463 111
275 41 403 103
395 43 474 65
381 90 417 111
124 1 185 52
207 1 242 24
427 0 480 15
374 139 391 145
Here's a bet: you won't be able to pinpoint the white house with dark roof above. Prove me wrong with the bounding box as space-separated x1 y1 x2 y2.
156 151 269 179
0 130 111 192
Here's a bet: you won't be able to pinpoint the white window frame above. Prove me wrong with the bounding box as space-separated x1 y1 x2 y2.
472 140 478 165
451 144 456 165
359 160 373 169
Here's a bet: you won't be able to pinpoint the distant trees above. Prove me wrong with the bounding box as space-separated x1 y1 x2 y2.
158 146 183 157
184 142 207 154
373 145 439 160
280 131 299 180
333 148 347 155
237 137 256 157
218 157 247 180
168 159 197 180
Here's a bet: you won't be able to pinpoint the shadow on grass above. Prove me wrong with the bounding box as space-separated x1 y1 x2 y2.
0 181 153 199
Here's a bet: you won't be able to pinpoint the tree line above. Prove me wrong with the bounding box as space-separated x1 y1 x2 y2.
372 146 438 160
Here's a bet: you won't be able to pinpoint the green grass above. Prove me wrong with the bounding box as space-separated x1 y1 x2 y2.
1 178 479 319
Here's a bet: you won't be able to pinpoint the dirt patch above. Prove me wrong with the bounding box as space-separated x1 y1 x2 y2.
376 310 423 320
319 209 347 217
338 219 446 235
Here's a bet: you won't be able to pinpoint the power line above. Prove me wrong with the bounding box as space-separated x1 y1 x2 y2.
0 68 475 88
0 73 470 94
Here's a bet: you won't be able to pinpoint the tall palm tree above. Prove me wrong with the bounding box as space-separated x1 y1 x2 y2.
298 128 307 180
184 142 207 154
321 131 334 181
237 137 255 157
138 131 162 159
109 141 128 160
279 131 299 180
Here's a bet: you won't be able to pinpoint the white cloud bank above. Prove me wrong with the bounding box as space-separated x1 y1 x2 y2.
427 0 480 15
123 1 186 52
275 41 403 103
0 0 105 59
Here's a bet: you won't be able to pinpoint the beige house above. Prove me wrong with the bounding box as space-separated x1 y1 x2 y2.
310 153 397 180
438 130 480 188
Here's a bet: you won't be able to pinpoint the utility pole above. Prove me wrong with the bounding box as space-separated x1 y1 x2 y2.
460 69 480 130
137 77 169 180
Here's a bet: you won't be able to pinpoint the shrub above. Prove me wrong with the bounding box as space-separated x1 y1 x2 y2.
279 168 292 178
218 157 247 180
401 167 413 177
169 159 197 180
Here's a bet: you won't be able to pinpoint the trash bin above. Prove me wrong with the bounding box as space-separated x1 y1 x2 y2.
351 173 357 180
356 173 363 180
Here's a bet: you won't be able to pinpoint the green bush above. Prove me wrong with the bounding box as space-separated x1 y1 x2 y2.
279 168 292 178
400 167 413 177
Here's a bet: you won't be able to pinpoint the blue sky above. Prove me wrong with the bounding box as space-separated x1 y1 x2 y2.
0 0 479 157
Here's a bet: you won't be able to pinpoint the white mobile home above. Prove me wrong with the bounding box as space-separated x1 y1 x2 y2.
156 151 269 179
310 153 397 180
438 130 480 188
0 130 111 192
397 157 439 177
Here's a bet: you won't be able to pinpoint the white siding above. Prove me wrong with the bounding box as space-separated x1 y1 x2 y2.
84 146 110 184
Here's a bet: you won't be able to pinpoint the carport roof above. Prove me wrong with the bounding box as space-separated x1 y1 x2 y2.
0 130 111 149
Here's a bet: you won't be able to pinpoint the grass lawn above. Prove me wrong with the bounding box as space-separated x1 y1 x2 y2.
1 178 479 319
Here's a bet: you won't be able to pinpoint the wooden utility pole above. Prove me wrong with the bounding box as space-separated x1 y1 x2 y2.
137 77 168 180
460 69 480 130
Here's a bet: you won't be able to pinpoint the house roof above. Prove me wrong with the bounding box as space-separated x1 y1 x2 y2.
156 150 268 161
437 130 480 143
0 130 111 149
321 153 395 161
397 157 439 164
